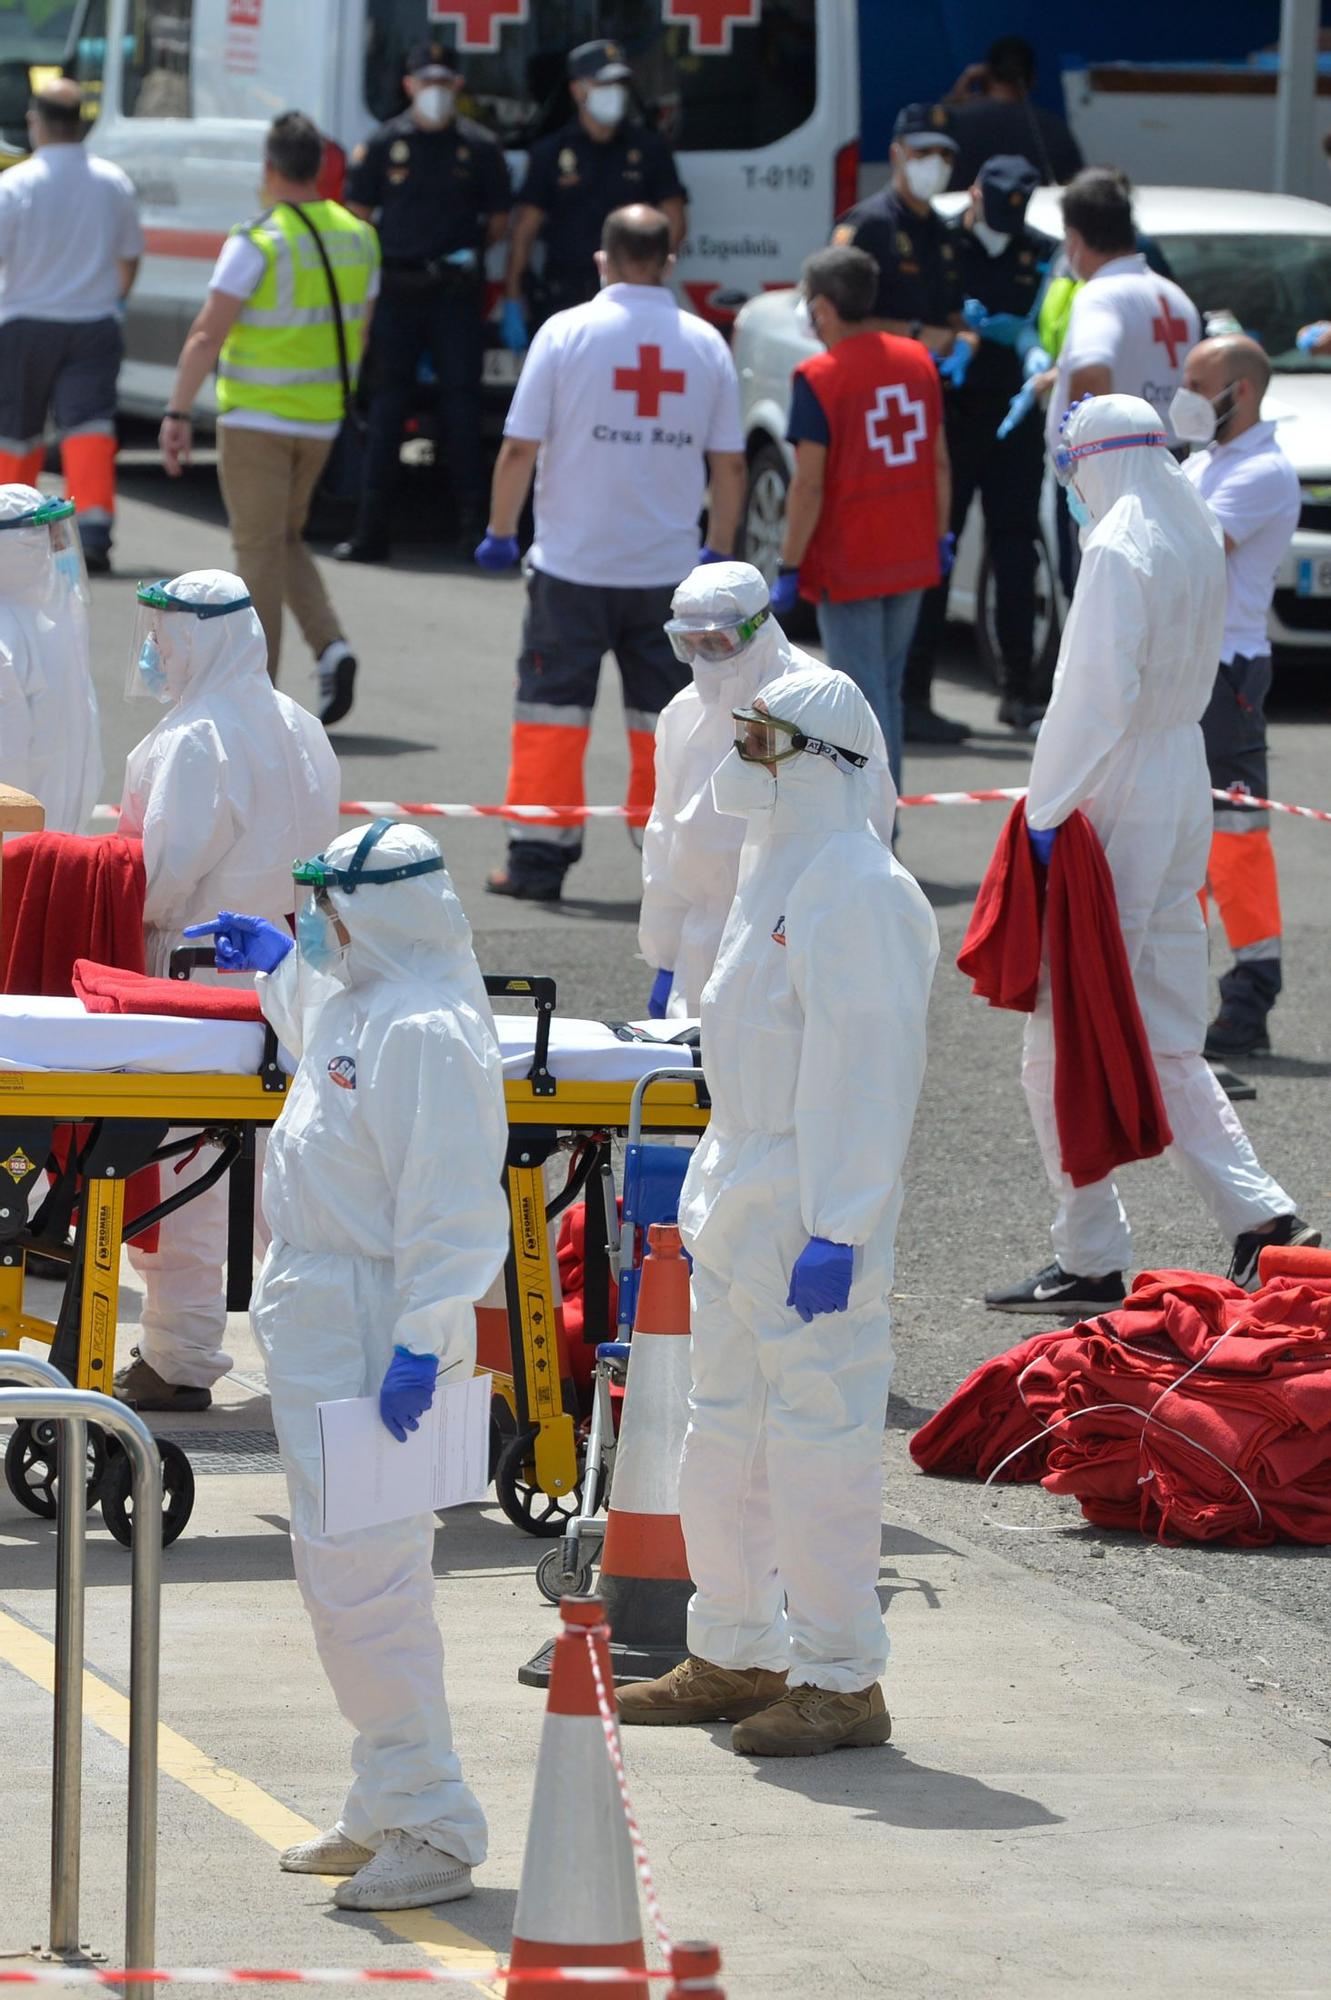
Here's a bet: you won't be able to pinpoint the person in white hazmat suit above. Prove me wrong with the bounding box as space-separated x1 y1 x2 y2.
641 559 898 1019
114 570 340 1411
0 486 101 830
987 394 1316 1316
187 820 510 1911
619 666 939 1756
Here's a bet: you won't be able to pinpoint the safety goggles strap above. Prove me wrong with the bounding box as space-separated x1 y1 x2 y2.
135 579 254 619
0 497 77 533
794 733 868 770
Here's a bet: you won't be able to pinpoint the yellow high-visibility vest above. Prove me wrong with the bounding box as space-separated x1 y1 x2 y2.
217 200 379 424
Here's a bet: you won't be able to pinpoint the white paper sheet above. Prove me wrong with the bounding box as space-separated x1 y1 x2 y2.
317 1373 492 1536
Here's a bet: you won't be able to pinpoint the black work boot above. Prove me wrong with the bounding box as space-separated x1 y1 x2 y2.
1205 956 1282 1059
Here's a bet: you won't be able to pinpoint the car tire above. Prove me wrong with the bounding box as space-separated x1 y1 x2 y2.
975 533 1061 698
738 440 816 638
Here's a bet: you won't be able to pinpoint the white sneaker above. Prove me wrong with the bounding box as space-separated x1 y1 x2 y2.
279 1826 374 1876
316 640 357 728
332 1828 474 1911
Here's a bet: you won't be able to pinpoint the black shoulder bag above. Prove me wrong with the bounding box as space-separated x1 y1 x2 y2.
285 200 369 507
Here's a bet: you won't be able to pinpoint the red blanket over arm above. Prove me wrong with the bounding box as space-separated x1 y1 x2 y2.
1 833 146 993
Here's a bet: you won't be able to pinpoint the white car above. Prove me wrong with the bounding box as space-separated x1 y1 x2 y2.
733 185 1331 668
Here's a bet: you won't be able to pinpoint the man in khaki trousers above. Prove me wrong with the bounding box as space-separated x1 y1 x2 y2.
157 110 378 729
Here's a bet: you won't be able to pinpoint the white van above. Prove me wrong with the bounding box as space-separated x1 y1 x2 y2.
54 0 858 420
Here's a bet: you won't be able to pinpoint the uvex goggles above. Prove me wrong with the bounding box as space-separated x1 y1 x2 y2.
732 706 867 770
292 817 445 896
665 605 769 666
1052 429 1168 486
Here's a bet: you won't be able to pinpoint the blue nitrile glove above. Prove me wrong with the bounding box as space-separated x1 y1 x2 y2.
1297 321 1331 353
1020 340 1052 380
697 545 724 565
961 297 987 330
445 247 478 269
977 310 1025 348
770 566 800 618
1027 823 1057 866
500 298 528 352
379 1346 439 1444
937 339 973 390
648 968 674 1019
475 532 520 571
786 1237 855 1324
183 912 293 974
937 532 956 579
997 381 1036 440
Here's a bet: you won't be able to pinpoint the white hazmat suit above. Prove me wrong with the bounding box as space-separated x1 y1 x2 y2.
640 562 897 1018
0 485 101 830
252 822 510 1864
1025 395 1293 1273
118 570 340 1391
677 666 939 1691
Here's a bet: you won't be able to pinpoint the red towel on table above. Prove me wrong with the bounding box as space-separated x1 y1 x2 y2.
72 959 263 1023
957 802 1170 1187
1 833 146 993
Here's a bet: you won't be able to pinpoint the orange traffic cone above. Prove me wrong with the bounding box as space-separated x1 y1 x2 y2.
596 1222 694 1681
667 1942 725 1997
508 1595 649 2000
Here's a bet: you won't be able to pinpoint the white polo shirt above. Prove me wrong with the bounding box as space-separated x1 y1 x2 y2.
1047 252 1200 450
0 143 142 327
505 282 744 590
1184 419 1301 663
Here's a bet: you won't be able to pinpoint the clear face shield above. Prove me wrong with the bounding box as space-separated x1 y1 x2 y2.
127 578 254 702
664 604 770 668
0 496 88 611
732 705 868 771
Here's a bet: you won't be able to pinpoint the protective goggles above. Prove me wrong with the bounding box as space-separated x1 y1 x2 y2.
292 817 446 895
1051 430 1168 486
664 606 769 666
732 706 867 770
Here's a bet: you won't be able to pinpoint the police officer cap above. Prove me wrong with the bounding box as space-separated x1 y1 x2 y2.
978 154 1040 230
892 101 958 152
405 38 459 78
568 39 631 83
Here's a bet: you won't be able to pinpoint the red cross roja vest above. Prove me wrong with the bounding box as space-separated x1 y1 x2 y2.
797 332 942 603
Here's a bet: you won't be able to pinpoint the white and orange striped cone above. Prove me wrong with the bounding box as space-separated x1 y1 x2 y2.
667 1942 726 1997
508 1595 649 2000
596 1222 694 1682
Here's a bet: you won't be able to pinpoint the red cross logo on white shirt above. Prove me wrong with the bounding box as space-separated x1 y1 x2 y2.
1151 292 1190 369
613 344 687 418
426 0 528 51
865 384 927 466
663 0 761 54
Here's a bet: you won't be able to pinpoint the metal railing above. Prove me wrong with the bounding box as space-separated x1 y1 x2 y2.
0 1358 161 1994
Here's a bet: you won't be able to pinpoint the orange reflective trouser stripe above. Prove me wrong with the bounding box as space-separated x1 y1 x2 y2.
504 719 592 818
61 431 117 522
625 726 656 828
1207 827 1282 953
0 449 44 487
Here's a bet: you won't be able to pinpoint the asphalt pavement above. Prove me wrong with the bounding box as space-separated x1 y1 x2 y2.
1 447 1329 1993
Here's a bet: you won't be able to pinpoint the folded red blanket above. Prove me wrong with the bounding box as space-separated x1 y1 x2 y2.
72 959 263 1023
1 833 145 994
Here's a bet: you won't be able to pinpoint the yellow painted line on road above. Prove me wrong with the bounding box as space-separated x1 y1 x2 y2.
0 1606 501 1990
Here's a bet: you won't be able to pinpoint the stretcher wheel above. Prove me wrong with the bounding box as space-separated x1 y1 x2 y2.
535 1544 595 1604
99 1436 195 1549
3 1420 107 1520
494 1425 585 1538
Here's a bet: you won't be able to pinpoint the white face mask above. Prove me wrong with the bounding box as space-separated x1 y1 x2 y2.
1169 386 1217 446
711 747 777 818
972 217 1012 258
586 83 627 128
414 84 454 126
902 153 951 202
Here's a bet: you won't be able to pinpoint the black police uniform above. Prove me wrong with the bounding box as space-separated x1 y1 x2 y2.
838 184 964 330
908 212 1057 710
517 118 685 317
344 110 511 538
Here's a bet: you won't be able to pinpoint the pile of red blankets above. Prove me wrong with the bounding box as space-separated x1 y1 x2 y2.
910 1270 1331 1545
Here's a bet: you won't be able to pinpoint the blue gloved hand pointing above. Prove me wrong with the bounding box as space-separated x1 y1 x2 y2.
183 912 293 974
786 1237 855 1323
648 967 674 1019
475 532 520 572
379 1346 439 1443
1027 823 1057 866
769 566 800 618
997 381 1036 441
500 298 528 352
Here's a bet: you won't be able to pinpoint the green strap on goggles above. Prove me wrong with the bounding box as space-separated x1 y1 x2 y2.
136 579 254 620
0 497 76 533
292 817 445 895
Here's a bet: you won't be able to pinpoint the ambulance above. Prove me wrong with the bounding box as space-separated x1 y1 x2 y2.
28 0 858 420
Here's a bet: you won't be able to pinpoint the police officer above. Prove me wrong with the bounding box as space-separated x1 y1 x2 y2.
908 156 1055 734
500 40 686 348
835 103 968 743
337 40 511 564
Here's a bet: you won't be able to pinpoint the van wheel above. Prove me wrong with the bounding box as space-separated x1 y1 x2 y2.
975 535 1061 696
738 442 815 638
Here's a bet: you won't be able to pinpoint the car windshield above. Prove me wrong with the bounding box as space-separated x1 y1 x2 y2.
1157 230 1331 371
0 0 79 143
365 0 816 154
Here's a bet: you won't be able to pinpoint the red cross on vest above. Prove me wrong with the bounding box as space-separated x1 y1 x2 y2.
663 0 760 52
864 383 927 466
613 344 687 418
1151 293 1189 369
426 0 528 52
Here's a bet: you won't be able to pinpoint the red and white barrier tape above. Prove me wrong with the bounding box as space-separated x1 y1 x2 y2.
0 1972 673 1988
583 1630 673 1957
84 786 1331 827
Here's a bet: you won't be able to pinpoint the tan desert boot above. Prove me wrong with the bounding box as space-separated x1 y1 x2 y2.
618 1655 788 1726
731 1681 892 1757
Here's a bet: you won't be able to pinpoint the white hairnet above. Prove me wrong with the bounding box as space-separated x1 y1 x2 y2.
1061 392 1205 529
314 821 485 991
154 567 269 696
0 485 57 606
671 560 770 627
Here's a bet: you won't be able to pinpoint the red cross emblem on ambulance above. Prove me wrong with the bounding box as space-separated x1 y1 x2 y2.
865 384 926 466
1152 293 1190 369
663 0 761 53
613 344 687 418
427 0 528 52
